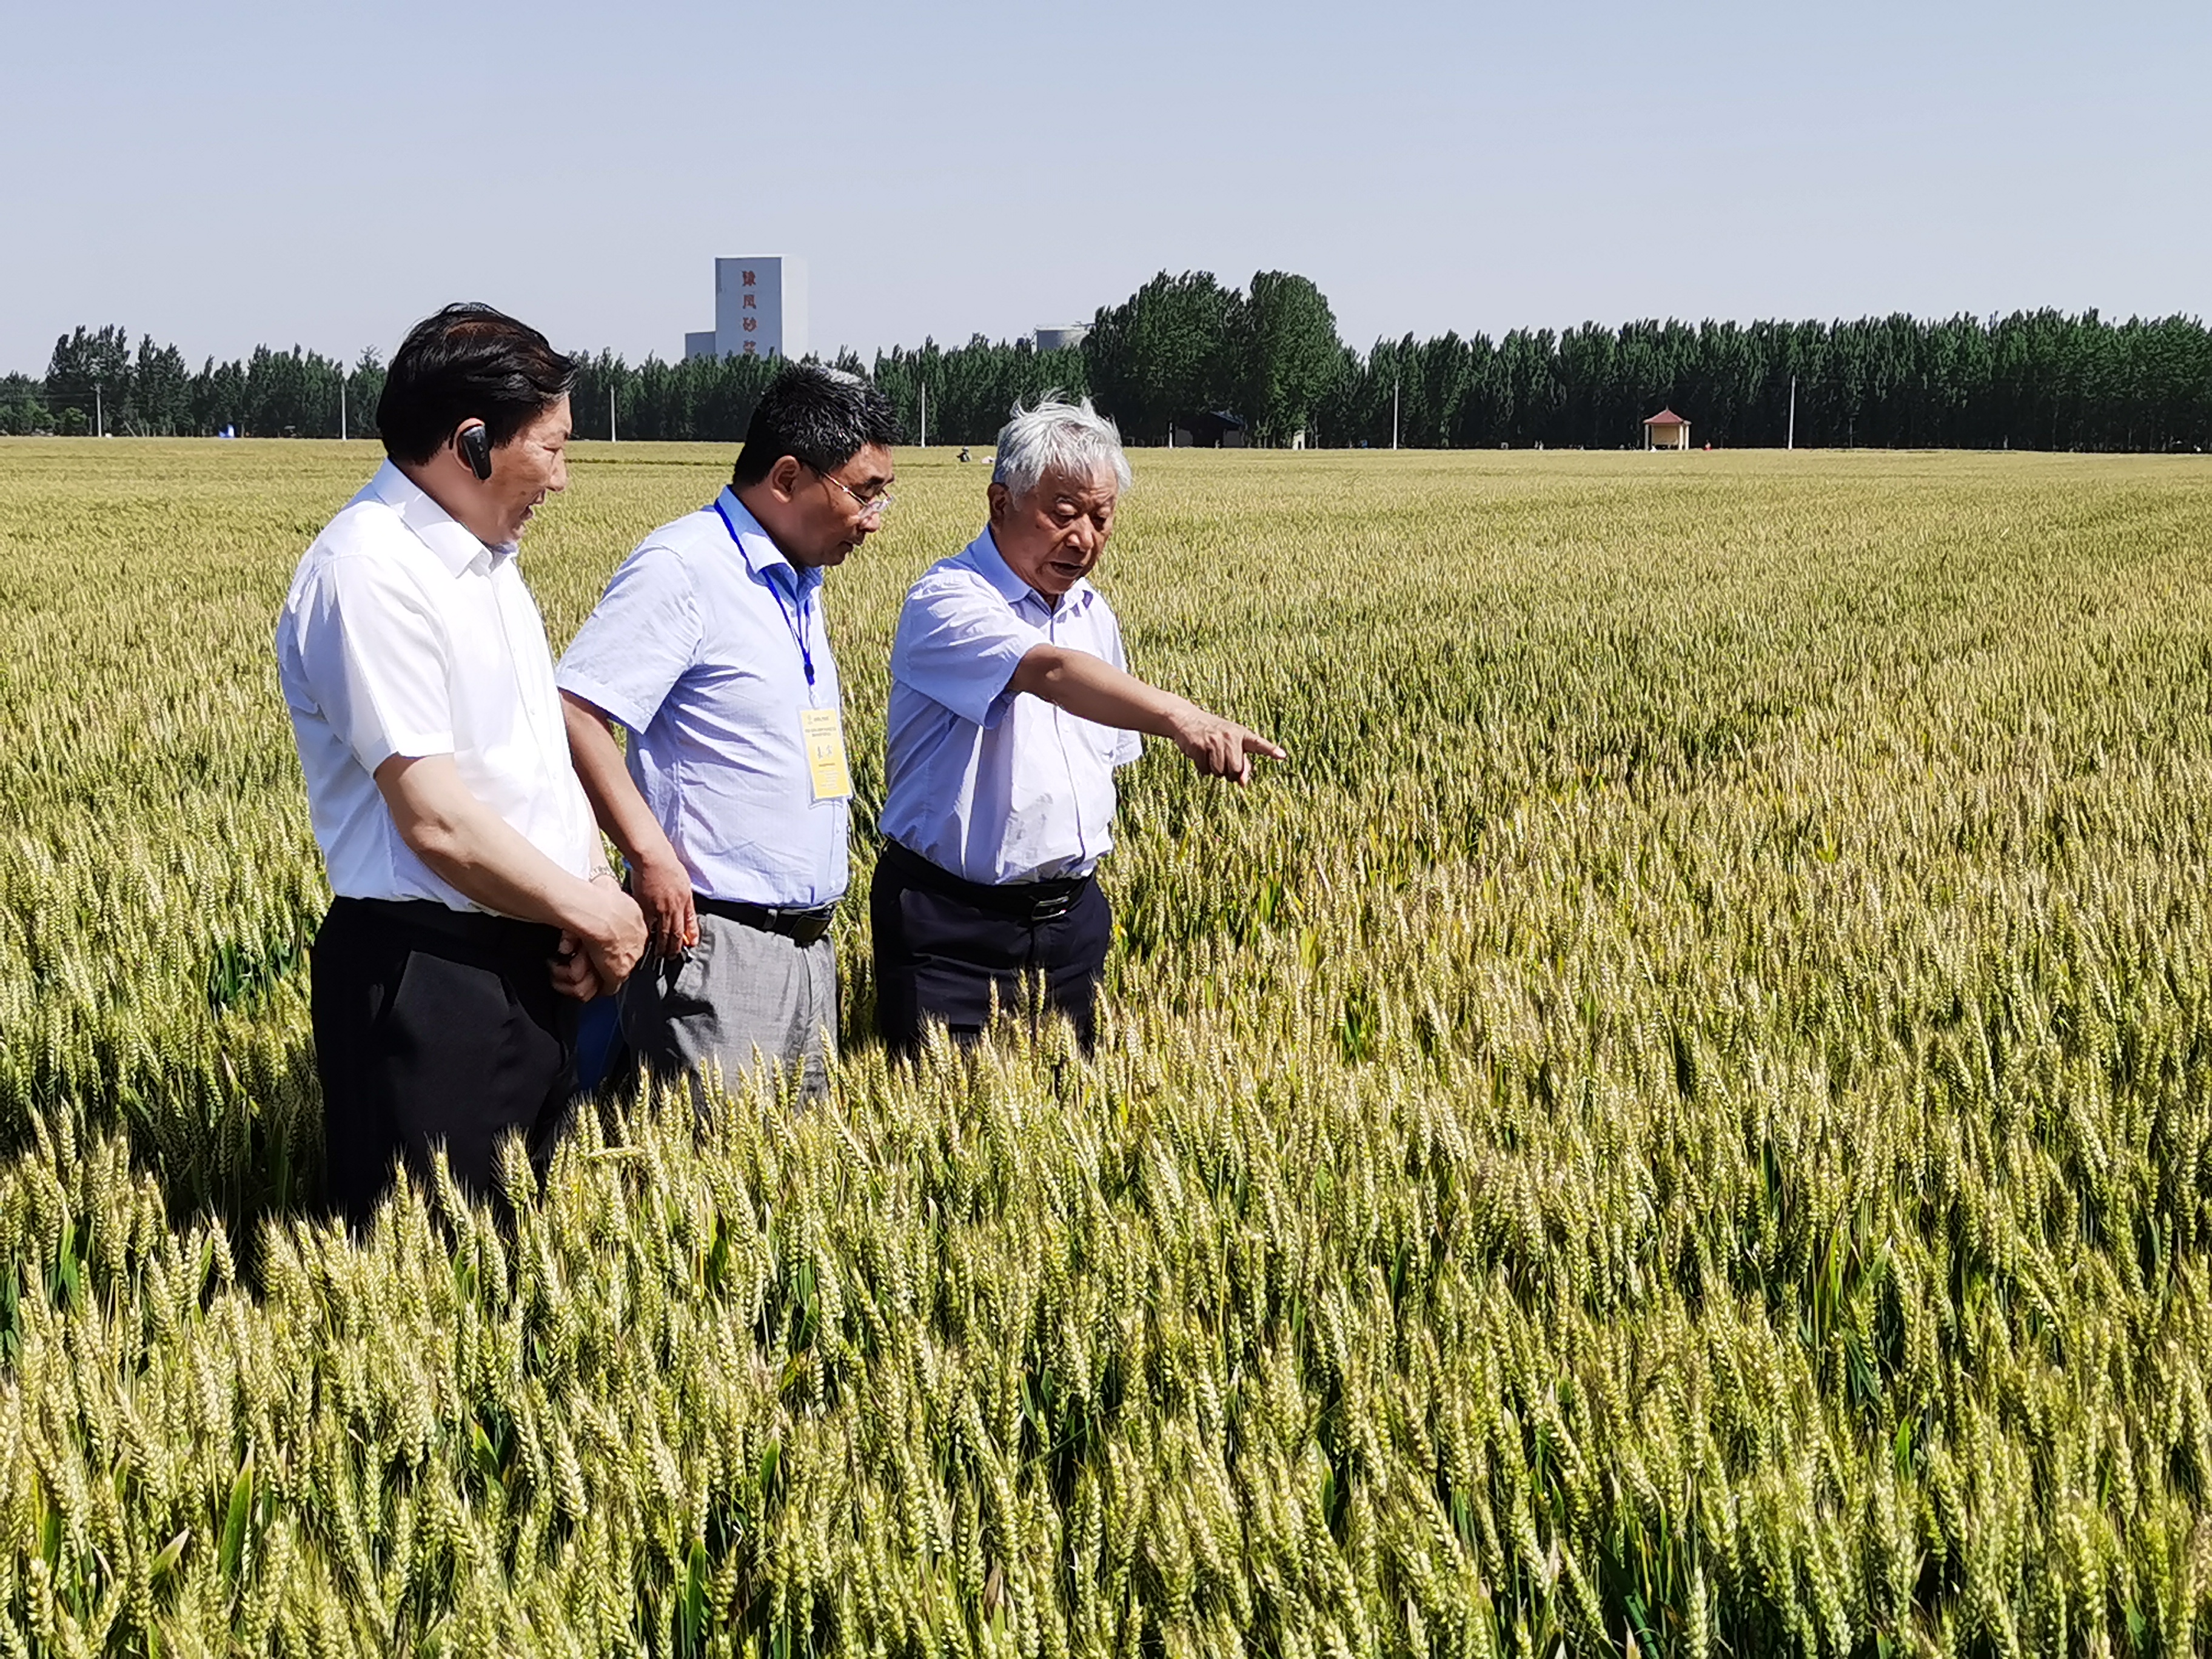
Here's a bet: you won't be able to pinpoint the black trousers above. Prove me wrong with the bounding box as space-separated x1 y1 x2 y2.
871 843 1111 1057
310 897 576 1230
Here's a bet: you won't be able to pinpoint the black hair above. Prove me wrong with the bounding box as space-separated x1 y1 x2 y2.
375 303 578 464
731 364 899 487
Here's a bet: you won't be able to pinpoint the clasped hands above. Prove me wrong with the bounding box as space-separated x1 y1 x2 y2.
549 868 651 1001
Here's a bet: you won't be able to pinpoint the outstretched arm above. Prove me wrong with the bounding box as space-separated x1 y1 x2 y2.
1008 645 1285 783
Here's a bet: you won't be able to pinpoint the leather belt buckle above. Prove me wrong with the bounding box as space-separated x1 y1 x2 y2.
765 903 835 946
1030 889 1078 923
694 893 837 945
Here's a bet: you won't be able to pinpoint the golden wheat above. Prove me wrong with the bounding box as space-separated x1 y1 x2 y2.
0 438 2208 1653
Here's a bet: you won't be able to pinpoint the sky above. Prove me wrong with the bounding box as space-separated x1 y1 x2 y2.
2 0 2205 375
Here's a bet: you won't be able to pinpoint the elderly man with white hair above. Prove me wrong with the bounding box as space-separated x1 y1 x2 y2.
873 395 1283 1056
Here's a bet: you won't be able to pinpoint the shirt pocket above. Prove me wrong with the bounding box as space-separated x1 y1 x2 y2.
1076 715 1131 770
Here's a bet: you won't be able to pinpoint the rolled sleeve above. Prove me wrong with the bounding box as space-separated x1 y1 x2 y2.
556 543 702 735
889 571 1047 729
297 553 454 772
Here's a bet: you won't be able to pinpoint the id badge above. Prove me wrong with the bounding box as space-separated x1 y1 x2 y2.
799 707 852 801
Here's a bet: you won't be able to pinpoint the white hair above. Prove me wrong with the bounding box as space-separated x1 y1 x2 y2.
991 395 1133 500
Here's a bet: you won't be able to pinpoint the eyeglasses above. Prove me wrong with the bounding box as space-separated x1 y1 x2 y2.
809 462 895 519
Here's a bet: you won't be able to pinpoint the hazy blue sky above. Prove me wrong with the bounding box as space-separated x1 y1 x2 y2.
3 0 2204 374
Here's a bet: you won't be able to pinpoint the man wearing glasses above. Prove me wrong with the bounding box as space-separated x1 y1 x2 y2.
558 364 898 1100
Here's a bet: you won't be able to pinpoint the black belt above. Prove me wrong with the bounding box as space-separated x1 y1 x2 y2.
332 896 561 960
694 894 837 947
878 840 1092 924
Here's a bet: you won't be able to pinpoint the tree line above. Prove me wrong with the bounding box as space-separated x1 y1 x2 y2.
2 325 388 441
7 280 2208 451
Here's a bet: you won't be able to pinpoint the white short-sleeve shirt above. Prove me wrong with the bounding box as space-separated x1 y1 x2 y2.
275 461 601 911
882 529 1142 885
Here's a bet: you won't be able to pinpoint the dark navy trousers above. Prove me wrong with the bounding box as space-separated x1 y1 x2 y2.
870 843 1110 1058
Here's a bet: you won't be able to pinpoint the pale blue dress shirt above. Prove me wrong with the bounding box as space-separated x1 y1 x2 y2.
557 489 848 907
882 529 1143 885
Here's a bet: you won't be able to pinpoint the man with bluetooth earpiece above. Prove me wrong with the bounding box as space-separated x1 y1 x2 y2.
276 302 646 1231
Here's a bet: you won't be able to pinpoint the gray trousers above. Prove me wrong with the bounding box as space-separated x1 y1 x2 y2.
618 910 836 1103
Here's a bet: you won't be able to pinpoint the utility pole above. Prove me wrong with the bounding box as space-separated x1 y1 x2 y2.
1391 375 1399 451
919 376 928 449
609 384 617 444
94 380 104 438
1786 375 1795 451
339 370 347 442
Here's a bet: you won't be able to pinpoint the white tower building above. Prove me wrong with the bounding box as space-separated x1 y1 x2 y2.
685 257 809 362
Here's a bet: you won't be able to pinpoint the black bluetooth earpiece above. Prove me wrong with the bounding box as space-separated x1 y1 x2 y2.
458 422 492 481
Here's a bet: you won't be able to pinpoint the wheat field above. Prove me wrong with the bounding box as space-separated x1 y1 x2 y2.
1 438 2209 1654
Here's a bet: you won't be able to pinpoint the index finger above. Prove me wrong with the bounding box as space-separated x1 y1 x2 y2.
1242 732 1289 761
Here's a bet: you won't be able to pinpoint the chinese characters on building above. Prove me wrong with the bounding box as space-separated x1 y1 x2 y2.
691 257 806 361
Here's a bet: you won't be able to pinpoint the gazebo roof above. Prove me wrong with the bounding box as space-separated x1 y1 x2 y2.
1643 407 1689 426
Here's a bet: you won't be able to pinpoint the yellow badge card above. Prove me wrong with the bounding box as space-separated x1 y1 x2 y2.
800 707 853 801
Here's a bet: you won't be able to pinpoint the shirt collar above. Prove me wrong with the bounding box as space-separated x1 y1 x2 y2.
970 528 1094 614
364 460 511 575
714 488 822 598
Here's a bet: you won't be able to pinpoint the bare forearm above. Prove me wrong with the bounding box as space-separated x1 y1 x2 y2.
410 800 608 929
1008 644 1285 783
375 754 608 931
560 693 678 870
1008 645 1195 737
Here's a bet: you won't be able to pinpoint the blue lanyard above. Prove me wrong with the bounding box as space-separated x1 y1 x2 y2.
713 497 816 686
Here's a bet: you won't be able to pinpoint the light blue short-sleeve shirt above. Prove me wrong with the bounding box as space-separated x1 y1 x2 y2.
882 530 1142 885
557 489 848 908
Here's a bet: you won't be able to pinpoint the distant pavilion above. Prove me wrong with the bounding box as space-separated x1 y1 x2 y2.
1644 408 1691 450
